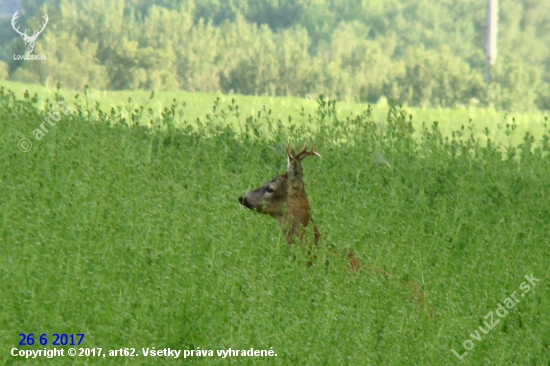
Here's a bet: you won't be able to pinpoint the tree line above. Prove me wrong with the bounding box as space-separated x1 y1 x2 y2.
0 0 549 111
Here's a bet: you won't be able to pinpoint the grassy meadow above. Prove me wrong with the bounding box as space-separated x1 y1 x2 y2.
1 82 549 365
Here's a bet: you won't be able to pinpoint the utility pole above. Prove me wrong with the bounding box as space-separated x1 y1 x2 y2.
485 0 498 84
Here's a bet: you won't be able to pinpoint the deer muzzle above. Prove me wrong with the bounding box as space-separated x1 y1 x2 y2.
238 195 252 209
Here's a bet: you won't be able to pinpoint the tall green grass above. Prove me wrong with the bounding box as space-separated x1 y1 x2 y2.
1 79 548 147
1 86 549 365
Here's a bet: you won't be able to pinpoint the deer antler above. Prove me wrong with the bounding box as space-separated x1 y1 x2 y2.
30 14 49 40
11 11 27 38
11 12 48 40
287 141 321 161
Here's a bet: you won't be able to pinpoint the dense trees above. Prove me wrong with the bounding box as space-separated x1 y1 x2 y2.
0 0 548 111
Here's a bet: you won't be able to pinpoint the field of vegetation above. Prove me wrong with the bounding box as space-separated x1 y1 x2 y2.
1 82 549 364
2 80 549 148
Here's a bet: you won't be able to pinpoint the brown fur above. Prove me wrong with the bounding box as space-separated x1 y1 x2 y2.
238 144 321 246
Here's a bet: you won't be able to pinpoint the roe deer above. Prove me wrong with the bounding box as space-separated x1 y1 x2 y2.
238 142 425 304
238 142 360 270
238 143 321 246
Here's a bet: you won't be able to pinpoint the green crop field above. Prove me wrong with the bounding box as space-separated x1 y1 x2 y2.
1 80 548 148
1 83 549 365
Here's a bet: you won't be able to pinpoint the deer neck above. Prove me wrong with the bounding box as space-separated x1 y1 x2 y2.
276 189 317 244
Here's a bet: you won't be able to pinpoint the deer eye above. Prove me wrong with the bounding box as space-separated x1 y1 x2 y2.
265 187 275 193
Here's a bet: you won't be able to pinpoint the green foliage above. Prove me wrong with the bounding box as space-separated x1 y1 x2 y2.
2 78 549 151
487 58 542 111
0 61 8 79
247 0 305 30
1 0 549 111
316 21 394 102
2 88 550 364
537 83 550 111
11 32 108 90
394 46 486 108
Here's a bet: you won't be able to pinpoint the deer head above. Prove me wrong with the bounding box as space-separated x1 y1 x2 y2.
12 11 49 54
238 142 321 245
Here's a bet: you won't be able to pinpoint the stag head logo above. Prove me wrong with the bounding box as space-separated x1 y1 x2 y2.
11 11 48 54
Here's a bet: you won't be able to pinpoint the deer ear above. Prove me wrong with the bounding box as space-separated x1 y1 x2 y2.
287 157 304 186
285 142 319 187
